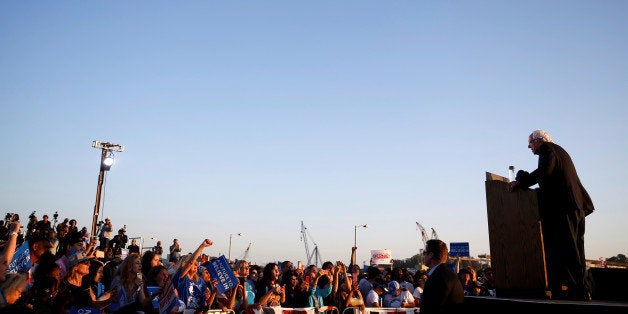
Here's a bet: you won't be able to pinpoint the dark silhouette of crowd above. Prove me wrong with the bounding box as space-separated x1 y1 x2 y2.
0 211 495 313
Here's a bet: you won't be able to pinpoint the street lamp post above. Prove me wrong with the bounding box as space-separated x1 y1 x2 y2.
91 141 124 240
228 233 243 261
354 224 368 248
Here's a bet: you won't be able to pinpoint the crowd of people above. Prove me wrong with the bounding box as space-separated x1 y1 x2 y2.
0 211 496 314
0 129 595 313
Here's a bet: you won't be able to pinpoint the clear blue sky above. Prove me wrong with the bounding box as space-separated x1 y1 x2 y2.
1 1 627 266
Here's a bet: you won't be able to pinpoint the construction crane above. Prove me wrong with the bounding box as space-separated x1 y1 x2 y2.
416 221 429 250
300 221 322 267
431 228 439 240
237 242 252 261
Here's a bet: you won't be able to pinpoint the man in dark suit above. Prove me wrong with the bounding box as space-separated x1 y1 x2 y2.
509 129 594 301
419 239 464 314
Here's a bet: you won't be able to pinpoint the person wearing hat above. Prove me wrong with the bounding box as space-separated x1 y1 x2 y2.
384 280 415 308
55 230 86 278
365 279 386 307
54 250 102 312
384 280 400 307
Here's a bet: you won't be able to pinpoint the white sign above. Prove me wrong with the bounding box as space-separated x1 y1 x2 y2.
371 249 392 265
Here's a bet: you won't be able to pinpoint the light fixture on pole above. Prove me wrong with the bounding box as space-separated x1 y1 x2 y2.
229 232 243 262
354 224 368 248
91 140 124 241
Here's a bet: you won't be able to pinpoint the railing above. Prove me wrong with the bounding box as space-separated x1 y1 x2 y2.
203 310 236 314
260 306 339 314
342 307 420 314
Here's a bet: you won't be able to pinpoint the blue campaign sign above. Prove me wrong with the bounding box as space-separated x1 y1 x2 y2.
449 242 470 257
9 241 31 274
206 255 238 293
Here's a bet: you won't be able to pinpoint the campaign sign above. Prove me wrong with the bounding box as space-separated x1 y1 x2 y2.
147 286 160 309
449 242 470 257
370 249 392 265
206 255 238 293
9 241 31 273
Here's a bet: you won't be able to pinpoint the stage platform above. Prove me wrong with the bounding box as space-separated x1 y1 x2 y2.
463 296 628 314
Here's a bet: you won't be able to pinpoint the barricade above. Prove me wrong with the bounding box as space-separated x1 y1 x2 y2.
342 307 420 314
203 310 236 314
260 306 339 314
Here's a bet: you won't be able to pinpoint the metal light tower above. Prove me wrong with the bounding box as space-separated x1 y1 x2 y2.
91 140 124 240
354 224 368 248
228 232 243 261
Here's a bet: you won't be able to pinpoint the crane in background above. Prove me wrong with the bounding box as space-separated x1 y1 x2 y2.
431 228 439 240
416 220 439 266
300 221 322 267
416 221 429 250
236 242 252 261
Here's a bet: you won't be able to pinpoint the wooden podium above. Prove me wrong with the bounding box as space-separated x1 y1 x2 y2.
485 172 549 298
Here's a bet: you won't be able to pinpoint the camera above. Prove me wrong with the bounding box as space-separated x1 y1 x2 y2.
5 213 11 221
29 211 36 221
53 211 59 220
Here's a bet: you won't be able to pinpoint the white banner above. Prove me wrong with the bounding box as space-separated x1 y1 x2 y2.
370 249 392 265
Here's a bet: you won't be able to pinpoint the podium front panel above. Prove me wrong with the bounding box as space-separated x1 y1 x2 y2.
485 178 548 298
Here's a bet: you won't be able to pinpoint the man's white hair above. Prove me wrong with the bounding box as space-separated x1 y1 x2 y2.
530 129 553 143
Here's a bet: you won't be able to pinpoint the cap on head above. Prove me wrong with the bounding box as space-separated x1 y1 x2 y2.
68 250 91 268
388 280 400 295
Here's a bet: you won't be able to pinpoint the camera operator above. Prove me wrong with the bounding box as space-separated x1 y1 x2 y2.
25 211 39 242
98 217 113 250
109 228 128 257
52 211 59 228
35 214 53 237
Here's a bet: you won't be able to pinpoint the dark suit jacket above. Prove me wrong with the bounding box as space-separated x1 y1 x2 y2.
517 142 594 217
420 263 464 314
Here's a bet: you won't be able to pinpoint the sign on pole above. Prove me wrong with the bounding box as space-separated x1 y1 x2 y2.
449 242 470 257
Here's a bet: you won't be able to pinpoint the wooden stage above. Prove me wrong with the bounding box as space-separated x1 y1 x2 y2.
463 296 628 314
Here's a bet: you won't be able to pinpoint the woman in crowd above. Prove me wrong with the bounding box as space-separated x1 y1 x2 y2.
334 263 364 313
82 259 119 308
232 259 257 314
108 253 151 313
175 239 212 313
55 250 113 313
141 250 162 279
307 268 332 309
281 270 308 308
255 262 285 307
147 264 181 314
